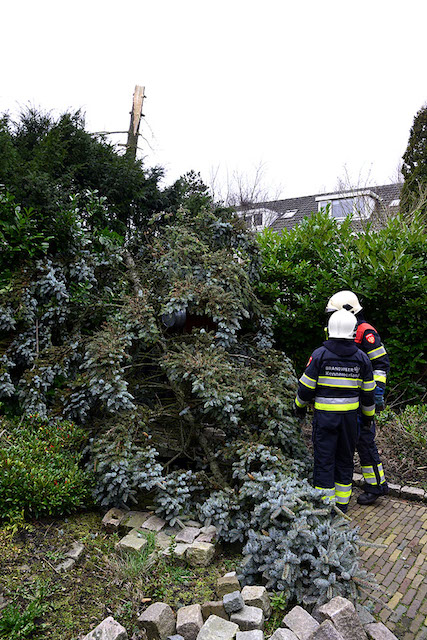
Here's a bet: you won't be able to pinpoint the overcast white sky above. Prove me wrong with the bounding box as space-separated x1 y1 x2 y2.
2 1 426 199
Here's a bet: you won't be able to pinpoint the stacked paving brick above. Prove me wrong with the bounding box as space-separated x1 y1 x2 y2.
102 508 218 567
82 572 402 640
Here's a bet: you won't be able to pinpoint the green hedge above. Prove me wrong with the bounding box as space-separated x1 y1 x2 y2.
256 211 427 401
0 415 92 520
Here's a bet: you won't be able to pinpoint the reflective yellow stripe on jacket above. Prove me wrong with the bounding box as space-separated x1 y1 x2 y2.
361 379 376 392
361 403 375 417
367 345 387 361
295 394 308 408
314 396 359 412
299 373 316 389
373 369 387 384
318 376 361 388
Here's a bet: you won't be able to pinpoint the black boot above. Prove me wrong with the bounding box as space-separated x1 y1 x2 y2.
357 491 379 505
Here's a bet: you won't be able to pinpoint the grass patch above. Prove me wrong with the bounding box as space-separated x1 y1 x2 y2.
0 581 50 639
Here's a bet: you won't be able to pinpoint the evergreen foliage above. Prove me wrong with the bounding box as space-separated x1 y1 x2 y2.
256 211 427 400
401 104 427 217
0 108 180 235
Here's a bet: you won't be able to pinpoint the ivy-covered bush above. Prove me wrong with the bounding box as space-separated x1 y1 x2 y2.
0 414 92 519
256 211 427 400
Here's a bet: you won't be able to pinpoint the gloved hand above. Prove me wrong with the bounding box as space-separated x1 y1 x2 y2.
374 387 385 413
293 402 307 419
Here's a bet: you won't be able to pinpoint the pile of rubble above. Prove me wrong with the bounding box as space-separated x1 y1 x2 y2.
81 570 399 640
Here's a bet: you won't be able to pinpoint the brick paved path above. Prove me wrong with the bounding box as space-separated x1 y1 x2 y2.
350 489 427 640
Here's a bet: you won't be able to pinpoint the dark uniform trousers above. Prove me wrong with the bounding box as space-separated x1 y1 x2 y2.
296 339 375 511
355 317 389 495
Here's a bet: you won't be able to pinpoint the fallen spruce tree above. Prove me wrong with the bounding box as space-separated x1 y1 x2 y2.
0 189 372 605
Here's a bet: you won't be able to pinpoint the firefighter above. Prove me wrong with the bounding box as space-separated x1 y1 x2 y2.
326 290 389 505
294 309 376 513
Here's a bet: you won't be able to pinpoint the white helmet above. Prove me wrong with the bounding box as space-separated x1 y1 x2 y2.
325 290 362 315
328 309 357 340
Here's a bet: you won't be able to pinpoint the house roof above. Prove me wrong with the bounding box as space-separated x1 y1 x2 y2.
248 183 402 232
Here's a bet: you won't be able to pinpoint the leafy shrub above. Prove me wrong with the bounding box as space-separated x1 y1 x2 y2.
0 191 52 271
257 211 427 400
0 414 92 520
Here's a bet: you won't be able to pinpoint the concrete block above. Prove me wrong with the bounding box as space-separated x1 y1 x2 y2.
236 631 264 640
196 525 218 543
311 620 345 640
269 630 298 640
282 606 319 640
355 604 375 626
197 615 239 640
201 601 228 621
116 529 148 553
364 623 399 640
120 510 151 529
318 597 367 640
161 543 190 563
137 602 176 640
241 586 271 619
156 532 173 550
217 572 241 598
102 508 125 531
230 605 264 631
65 541 85 561
176 604 204 640
223 591 244 614
82 616 128 640
400 486 425 501
176 527 201 544
186 542 215 567
55 558 75 572
141 515 167 531
386 484 401 498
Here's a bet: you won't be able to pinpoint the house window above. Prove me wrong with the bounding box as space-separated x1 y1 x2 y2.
244 212 263 227
316 191 377 221
239 207 279 230
318 198 356 220
282 209 297 219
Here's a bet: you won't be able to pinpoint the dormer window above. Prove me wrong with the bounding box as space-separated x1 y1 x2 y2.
244 211 263 227
316 190 379 221
238 208 279 230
